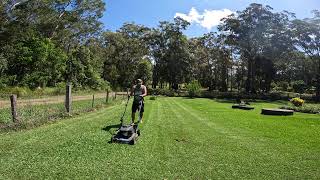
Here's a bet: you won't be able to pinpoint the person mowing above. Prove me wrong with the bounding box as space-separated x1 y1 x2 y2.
130 79 147 124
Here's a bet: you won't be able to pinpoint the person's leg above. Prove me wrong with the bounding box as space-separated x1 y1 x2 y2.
139 101 144 123
131 112 136 124
131 102 138 124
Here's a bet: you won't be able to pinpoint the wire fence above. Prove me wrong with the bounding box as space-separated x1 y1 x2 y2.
0 91 129 128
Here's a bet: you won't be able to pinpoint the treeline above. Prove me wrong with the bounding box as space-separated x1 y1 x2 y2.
0 2 319 99
0 0 107 90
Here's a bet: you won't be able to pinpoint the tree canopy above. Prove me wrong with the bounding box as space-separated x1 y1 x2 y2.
0 2 319 99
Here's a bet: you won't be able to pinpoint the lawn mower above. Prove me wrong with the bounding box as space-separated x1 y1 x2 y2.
111 96 141 145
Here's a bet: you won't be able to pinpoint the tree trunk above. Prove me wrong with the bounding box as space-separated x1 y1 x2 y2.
246 57 257 94
230 64 233 92
220 61 228 92
245 58 253 93
152 78 157 88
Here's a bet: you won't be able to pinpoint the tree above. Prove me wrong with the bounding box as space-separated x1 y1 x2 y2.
292 10 320 100
148 17 192 89
102 23 150 89
3 34 67 88
0 0 107 89
189 33 232 91
135 59 153 85
219 3 295 93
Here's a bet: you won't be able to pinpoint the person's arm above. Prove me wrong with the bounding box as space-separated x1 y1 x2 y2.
141 86 147 97
130 86 134 96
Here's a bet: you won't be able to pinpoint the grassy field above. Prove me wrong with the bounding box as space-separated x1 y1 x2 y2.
0 97 319 179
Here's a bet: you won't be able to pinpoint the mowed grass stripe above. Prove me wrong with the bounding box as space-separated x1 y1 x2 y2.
0 103 125 179
0 97 319 179
170 97 320 179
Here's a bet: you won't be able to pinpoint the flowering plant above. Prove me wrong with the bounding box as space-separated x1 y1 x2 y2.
290 97 304 107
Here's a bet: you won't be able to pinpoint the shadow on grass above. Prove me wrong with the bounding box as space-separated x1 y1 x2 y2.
214 98 287 105
182 97 196 99
102 123 121 135
215 99 236 104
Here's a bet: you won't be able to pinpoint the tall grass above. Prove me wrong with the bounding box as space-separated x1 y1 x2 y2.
0 94 125 130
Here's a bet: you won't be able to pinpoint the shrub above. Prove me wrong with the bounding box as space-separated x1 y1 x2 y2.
290 97 305 107
10 87 32 97
292 80 306 94
280 104 320 114
148 88 176 97
278 81 289 91
54 82 67 95
186 80 201 98
159 89 176 97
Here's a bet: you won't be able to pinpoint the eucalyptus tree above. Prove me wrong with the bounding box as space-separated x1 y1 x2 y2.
102 23 151 89
292 10 320 99
219 3 295 93
148 17 191 89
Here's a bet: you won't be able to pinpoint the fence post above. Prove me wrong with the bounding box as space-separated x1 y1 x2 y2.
114 92 117 100
65 83 72 113
10 94 19 123
92 94 95 108
106 89 109 103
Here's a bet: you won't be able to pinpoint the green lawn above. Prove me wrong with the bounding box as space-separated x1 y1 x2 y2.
0 97 319 179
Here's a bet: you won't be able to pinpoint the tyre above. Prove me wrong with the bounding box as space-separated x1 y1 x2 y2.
129 139 136 145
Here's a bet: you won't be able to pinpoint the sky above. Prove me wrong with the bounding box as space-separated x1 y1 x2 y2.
101 0 320 37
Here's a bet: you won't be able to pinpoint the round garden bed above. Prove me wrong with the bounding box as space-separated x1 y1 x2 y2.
261 108 294 116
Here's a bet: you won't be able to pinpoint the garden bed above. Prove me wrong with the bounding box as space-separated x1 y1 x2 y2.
280 104 320 114
261 108 294 116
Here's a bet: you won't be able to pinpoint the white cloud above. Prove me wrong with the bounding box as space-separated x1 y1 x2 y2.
175 8 233 30
175 7 202 23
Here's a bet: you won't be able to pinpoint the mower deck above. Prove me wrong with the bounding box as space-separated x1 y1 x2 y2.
111 124 141 145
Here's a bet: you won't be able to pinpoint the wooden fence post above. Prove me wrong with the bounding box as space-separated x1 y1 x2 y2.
92 94 95 108
65 83 72 113
106 89 109 103
10 94 19 123
114 92 117 100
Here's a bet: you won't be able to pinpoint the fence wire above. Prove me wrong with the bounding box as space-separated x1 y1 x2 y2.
0 92 127 127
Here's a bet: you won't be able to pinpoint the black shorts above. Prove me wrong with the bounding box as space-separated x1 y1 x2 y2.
132 100 144 113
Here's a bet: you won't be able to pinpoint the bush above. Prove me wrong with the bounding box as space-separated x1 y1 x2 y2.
290 97 305 107
278 81 289 91
186 80 201 98
54 82 67 95
10 87 32 97
280 104 320 114
159 89 176 97
148 88 176 97
292 80 306 94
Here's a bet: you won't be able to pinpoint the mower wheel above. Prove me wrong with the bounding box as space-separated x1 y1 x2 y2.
130 139 136 145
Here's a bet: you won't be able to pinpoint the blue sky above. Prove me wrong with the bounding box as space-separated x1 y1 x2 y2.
101 0 319 37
